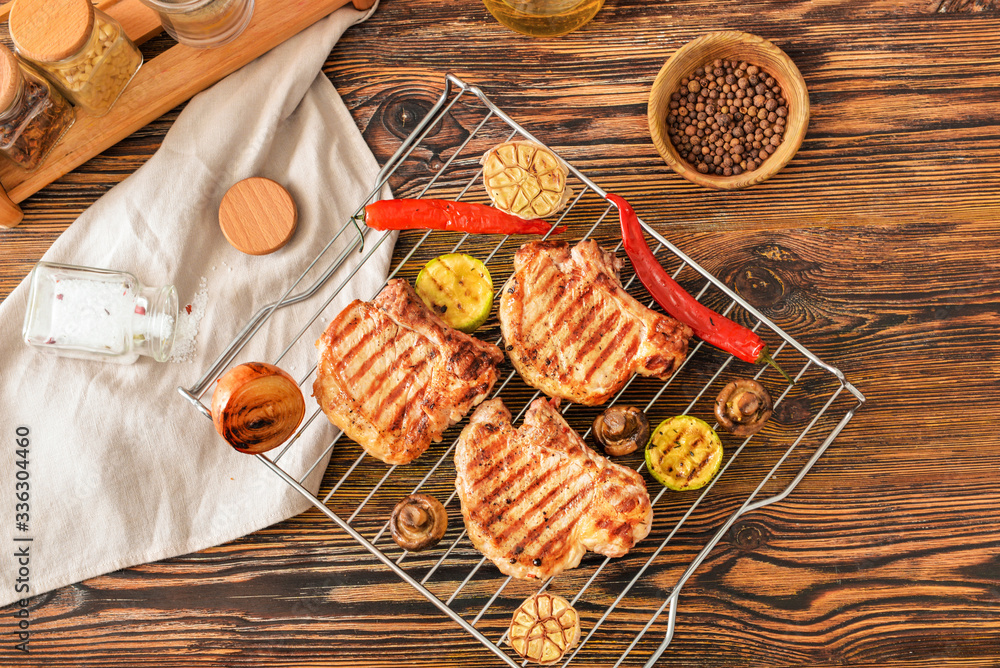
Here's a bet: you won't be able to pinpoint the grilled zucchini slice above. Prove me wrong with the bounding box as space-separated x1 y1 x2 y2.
415 253 493 333
645 415 723 491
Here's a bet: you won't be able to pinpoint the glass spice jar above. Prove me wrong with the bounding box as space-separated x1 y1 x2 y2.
139 0 255 49
482 0 605 37
22 262 178 364
0 44 75 171
8 0 142 117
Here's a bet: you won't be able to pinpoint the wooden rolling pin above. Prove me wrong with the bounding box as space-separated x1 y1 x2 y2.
0 0 374 228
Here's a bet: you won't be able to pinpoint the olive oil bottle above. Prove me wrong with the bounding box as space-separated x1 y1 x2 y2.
482 0 604 37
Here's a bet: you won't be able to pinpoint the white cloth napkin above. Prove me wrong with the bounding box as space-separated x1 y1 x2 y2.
0 3 391 607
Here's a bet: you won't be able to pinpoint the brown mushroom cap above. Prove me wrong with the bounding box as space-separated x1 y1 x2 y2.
592 406 650 456
715 379 773 437
390 494 448 552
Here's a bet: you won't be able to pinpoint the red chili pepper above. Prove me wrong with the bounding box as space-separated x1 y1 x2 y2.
361 199 565 236
608 193 792 383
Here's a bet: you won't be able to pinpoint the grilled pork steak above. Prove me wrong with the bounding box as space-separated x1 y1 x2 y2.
499 240 693 406
455 397 653 580
314 279 503 465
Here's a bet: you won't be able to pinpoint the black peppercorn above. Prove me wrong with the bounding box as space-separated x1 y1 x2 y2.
665 58 787 177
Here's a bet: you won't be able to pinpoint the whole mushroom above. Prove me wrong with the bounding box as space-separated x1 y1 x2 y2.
592 406 650 456
389 494 448 552
715 379 773 437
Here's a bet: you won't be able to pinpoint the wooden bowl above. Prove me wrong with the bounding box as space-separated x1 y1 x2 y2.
648 31 809 190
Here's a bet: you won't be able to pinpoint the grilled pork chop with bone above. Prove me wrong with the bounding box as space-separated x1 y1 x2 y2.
314 279 503 465
455 397 653 580
500 239 693 406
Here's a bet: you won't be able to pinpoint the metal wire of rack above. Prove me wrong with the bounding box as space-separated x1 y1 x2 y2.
180 73 865 667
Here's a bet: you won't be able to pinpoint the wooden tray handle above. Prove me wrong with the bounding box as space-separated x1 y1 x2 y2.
0 185 23 228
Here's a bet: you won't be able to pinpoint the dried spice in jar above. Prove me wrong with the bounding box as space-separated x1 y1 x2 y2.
666 59 787 177
9 0 142 117
0 44 75 170
139 0 255 49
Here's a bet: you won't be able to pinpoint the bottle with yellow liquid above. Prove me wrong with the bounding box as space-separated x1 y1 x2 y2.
482 0 605 37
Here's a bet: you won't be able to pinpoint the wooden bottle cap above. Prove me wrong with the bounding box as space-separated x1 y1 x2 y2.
9 0 95 64
0 45 23 113
219 177 298 256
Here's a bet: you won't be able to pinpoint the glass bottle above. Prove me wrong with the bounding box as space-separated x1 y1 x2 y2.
0 44 75 171
22 262 178 364
139 0 255 49
9 0 143 117
482 0 605 37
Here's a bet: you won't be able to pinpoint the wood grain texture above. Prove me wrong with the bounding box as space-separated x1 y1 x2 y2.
2 0 1000 666
934 0 1000 11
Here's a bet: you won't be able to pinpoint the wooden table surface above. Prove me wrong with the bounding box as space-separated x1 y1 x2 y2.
3 0 1000 666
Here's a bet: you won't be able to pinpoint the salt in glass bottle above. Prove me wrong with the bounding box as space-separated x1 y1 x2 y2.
22 262 178 364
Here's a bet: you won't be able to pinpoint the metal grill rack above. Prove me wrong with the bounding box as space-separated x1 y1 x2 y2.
180 73 865 667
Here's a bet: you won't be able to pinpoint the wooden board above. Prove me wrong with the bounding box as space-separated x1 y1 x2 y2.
0 0 374 228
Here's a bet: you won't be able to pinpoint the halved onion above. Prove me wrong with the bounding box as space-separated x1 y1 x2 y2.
211 362 305 454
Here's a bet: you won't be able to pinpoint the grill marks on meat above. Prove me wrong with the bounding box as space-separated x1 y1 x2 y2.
500 240 693 406
314 279 503 465
455 398 653 580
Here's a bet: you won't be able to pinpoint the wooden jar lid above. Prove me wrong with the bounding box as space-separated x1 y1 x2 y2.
219 177 298 256
0 45 23 113
9 0 95 64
